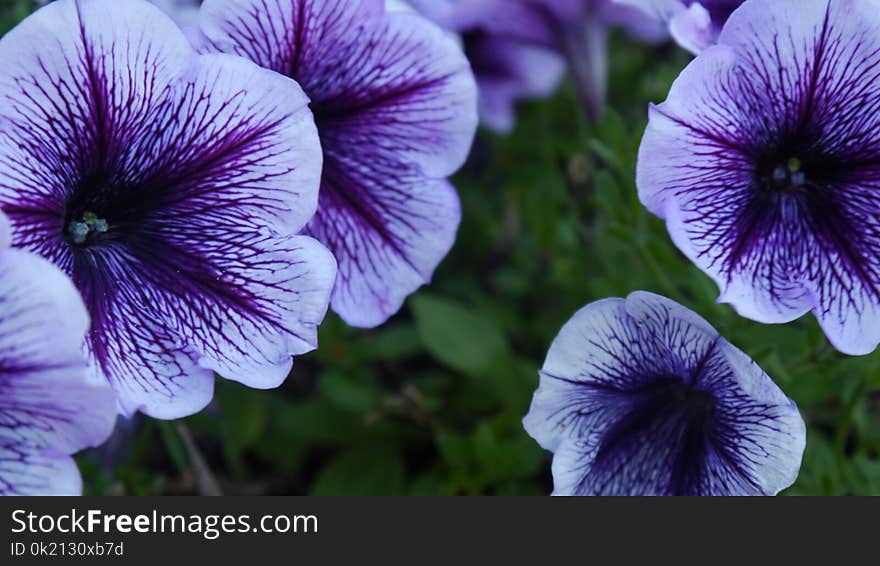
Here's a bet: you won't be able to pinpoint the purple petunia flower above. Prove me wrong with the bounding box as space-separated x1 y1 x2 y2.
195 0 478 328
410 0 666 128
0 0 336 418
0 211 117 495
523 292 805 496
638 0 880 355
617 0 745 54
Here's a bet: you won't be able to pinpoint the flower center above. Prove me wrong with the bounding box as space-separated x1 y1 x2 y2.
67 211 109 245
667 380 715 415
765 157 807 192
591 376 716 494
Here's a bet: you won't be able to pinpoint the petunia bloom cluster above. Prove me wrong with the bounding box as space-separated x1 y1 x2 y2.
1 0 854 498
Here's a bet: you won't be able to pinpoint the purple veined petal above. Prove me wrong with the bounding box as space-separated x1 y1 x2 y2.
0 0 333 418
616 0 745 53
198 0 477 328
308 170 459 327
77 259 216 419
637 0 880 355
523 292 806 496
144 230 337 391
0 445 83 496
0 245 117 496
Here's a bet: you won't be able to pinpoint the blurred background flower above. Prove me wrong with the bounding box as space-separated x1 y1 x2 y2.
411 0 668 128
618 0 745 54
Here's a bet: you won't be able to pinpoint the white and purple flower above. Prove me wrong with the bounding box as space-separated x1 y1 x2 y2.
638 0 880 355
618 0 745 54
0 212 116 495
524 292 805 496
0 0 336 419
195 0 478 328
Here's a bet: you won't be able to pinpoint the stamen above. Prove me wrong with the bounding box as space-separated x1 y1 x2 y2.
772 165 787 183
766 157 807 192
67 211 109 245
68 221 89 245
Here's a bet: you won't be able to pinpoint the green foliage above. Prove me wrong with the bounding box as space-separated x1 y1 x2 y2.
1 2 874 494
411 294 509 377
0 1 33 35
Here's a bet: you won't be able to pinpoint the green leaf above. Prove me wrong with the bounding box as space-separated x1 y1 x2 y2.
318 370 380 413
311 445 405 496
275 399 362 446
410 294 509 377
362 323 423 360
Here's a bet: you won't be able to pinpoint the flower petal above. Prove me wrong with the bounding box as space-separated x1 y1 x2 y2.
74 246 216 419
0 248 116 495
465 35 566 133
141 230 337 390
669 3 714 54
308 169 458 327
0 445 84 496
